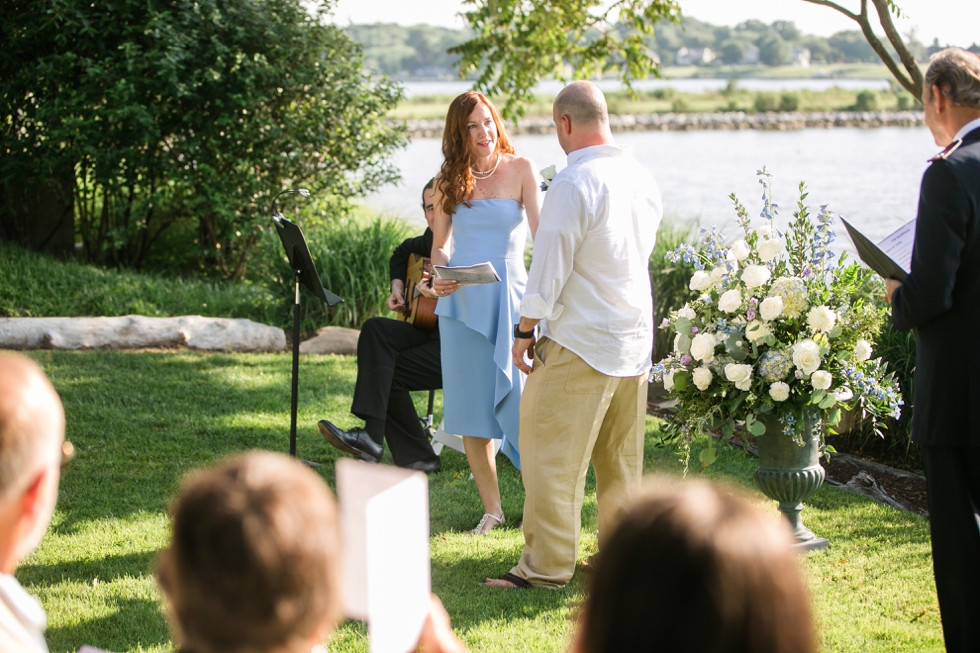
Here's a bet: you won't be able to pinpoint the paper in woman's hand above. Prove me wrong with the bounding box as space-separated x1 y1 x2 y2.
841 217 913 282
433 262 501 286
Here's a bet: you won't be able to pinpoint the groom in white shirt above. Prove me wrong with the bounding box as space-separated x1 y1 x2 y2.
487 81 663 589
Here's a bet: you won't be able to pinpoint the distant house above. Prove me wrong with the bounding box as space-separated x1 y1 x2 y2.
741 45 760 65
791 47 812 67
676 47 716 66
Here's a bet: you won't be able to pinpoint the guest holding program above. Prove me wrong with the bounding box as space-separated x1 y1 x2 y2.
488 81 663 588
885 47 980 653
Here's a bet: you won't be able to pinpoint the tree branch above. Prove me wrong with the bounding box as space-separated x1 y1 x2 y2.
870 0 923 97
798 0 859 21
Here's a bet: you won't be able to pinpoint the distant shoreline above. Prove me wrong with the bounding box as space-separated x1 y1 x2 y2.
400 110 924 138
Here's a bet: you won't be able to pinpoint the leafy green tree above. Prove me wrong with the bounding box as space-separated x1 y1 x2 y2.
1 0 405 278
829 30 878 62
455 0 924 112
771 20 802 43
720 40 746 65
758 32 791 66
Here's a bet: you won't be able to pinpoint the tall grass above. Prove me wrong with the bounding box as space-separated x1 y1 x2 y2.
649 217 700 364
265 214 412 334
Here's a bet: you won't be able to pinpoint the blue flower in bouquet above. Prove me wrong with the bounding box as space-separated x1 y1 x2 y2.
758 349 794 381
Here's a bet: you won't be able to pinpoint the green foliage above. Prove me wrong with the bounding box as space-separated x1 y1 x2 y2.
347 23 471 76
0 241 277 323
852 90 882 111
779 91 801 112
649 218 699 363
753 92 780 113
452 0 681 117
1 0 406 278
758 31 791 66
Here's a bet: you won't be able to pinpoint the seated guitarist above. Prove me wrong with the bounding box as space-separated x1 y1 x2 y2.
318 179 443 474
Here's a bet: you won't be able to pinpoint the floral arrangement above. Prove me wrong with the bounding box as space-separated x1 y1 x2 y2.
652 168 903 466
539 164 557 191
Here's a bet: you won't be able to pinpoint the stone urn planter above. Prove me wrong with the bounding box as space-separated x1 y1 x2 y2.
754 414 829 552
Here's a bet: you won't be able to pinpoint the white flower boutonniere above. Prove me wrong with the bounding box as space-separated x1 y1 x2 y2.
540 165 557 191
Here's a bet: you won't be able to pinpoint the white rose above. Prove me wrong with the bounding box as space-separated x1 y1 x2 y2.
689 270 712 291
718 289 742 313
693 366 713 391
811 370 833 390
710 266 727 288
854 339 873 361
759 296 784 322
792 339 822 375
769 381 790 402
690 333 716 362
741 264 772 289
724 363 754 391
663 370 675 391
728 239 750 261
758 238 786 262
755 225 773 240
807 305 837 333
540 164 557 183
745 319 771 342
677 304 696 320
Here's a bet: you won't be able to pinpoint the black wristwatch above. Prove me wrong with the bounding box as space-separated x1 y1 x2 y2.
514 324 536 339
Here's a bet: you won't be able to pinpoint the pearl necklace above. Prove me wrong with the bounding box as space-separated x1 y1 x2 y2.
470 154 500 180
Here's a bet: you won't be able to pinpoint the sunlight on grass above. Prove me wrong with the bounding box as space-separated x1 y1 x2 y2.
19 351 942 653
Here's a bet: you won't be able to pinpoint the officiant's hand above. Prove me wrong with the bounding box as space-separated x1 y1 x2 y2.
884 278 902 304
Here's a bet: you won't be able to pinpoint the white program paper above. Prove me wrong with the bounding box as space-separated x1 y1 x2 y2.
336 459 430 653
877 219 916 274
433 262 501 286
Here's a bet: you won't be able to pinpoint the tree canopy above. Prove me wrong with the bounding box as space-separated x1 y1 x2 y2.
1 0 406 277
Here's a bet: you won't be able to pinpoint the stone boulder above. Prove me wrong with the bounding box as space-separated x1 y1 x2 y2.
0 316 286 352
299 326 359 355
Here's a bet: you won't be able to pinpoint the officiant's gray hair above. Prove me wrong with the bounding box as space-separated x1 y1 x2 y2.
925 48 980 109
555 81 609 127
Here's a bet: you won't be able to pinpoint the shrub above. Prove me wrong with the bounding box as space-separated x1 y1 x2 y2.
670 97 690 113
852 90 880 111
779 91 801 112
753 92 780 113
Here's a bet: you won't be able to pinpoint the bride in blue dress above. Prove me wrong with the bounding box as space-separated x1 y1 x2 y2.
426 91 541 535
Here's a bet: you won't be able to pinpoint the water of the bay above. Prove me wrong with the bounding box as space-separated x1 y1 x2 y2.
363 126 937 249
402 77 892 97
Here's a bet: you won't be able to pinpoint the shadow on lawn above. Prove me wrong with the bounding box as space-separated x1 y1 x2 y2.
45 595 170 653
18 550 160 587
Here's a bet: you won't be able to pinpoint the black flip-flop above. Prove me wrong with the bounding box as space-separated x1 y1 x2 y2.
485 572 531 589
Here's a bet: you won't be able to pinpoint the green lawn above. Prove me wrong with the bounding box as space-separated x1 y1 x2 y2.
20 350 942 653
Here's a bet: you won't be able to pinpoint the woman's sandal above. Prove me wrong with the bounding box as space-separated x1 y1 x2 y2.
469 513 505 536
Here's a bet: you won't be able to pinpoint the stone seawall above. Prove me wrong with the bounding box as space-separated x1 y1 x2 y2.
402 110 924 138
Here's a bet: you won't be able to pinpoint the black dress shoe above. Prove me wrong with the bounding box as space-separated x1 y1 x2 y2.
318 420 383 463
401 457 442 475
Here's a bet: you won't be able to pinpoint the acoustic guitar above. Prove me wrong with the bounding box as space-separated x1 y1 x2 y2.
397 253 438 330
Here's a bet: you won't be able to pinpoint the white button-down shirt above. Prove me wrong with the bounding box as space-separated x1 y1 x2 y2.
521 144 663 377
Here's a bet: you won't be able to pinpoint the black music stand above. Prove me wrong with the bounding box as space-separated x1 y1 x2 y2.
272 209 343 463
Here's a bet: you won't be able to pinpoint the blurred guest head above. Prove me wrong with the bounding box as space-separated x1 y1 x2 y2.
574 479 816 653
422 177 437 228
0 353 65 572
156 452 341 653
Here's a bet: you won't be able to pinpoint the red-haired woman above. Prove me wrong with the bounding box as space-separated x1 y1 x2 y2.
428 91 541 535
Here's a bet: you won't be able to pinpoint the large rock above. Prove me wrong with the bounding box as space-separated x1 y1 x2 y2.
299 326 359 355
0 316 286 352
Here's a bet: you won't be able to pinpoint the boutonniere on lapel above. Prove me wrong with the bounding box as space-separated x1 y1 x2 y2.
540 165 557 191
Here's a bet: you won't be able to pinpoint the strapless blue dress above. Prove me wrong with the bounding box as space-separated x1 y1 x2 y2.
436 199 528 469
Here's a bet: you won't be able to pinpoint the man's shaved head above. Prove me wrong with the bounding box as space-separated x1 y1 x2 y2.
0 354 64 501
554 81 609 128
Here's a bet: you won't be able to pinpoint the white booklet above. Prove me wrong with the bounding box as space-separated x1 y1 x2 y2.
336 459 430 653
841 217 915 282
433 261 500 286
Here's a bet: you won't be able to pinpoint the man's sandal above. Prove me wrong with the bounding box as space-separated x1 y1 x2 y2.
469 513 504 536
483 572 531 589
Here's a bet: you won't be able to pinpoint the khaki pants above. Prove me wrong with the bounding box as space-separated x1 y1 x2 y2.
512 337 646 587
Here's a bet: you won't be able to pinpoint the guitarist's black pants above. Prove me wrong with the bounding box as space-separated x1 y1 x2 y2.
351 317 442 465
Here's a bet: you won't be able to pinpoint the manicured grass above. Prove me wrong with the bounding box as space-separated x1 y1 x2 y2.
20 351 942 653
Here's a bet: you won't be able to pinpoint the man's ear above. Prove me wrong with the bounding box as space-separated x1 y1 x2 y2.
561 114 573 135
19 469 48 518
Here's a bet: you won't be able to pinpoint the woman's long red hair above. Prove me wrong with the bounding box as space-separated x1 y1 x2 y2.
437 91 514 216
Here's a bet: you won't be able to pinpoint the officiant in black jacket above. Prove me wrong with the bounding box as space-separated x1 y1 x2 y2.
318 180 443 474
886 48 980 653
